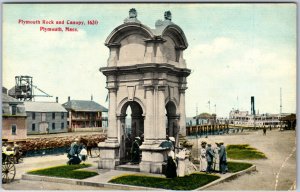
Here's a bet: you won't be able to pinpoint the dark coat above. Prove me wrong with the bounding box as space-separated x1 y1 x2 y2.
165 156 177 178
219 145 227 162
206 146 214 163
131 140 140 163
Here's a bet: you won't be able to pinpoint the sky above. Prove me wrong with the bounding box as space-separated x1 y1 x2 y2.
2 3 297 118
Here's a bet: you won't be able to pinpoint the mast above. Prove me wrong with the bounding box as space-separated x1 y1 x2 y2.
280 87 282 129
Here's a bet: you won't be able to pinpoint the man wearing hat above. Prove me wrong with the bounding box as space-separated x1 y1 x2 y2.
131 137 141 164
219 141 227 174
206 143 214 174
67 138 82 165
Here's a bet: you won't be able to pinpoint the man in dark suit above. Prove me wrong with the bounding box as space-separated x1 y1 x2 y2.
206 143 214 174
219 141 227 174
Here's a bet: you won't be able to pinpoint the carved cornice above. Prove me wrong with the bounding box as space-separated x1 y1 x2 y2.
144 36 166 43
179 86 187 93
105 42 121 48
158 85 167 91
144 85 155 91
107 87 118 93
100 63 191 77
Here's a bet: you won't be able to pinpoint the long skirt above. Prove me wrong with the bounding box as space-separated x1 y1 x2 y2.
213 156 220 171
177 159 185 177
200 157 207 172
165 157 177 178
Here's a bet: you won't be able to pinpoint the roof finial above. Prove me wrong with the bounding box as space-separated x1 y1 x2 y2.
155 10 173 28
129 8 137 18
164 11 172 21
124 8 141 23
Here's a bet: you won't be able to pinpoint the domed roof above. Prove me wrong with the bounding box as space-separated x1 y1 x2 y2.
105 9 188 49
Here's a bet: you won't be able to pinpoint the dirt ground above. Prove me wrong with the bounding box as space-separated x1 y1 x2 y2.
189 129 296 191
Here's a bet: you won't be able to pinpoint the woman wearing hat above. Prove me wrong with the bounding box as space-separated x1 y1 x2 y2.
213 142 220 172
199 141 207 172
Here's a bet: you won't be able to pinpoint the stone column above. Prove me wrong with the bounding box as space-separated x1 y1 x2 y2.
179 87 187 137
167 115 179 137
143 85 155 142
117 115 126 162
140 85 169 174
98 87 120 169
107 88 118 142
157 86 166 141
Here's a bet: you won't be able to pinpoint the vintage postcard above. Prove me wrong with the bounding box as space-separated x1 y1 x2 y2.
1 2 297 191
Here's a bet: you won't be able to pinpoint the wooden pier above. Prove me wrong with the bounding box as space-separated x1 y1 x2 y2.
186 124 229 136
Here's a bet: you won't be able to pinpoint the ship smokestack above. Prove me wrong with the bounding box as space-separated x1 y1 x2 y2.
251 96 255 115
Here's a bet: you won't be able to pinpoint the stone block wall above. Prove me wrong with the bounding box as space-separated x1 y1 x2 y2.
18 134 106 152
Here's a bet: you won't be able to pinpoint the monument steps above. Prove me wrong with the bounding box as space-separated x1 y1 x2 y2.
115 163 140 172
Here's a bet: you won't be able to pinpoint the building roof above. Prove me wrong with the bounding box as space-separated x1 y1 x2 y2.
193 113 216 119
2 93 23 104
24 102 67 112
62 100 108 112
2 93 27 116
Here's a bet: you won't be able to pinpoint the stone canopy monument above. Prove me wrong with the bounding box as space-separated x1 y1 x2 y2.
99 9 191 174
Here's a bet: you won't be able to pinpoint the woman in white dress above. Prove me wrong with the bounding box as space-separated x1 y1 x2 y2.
176 148 187 177
199 141 207 172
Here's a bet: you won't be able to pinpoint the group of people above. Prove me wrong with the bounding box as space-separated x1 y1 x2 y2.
67 138 88 165
199 141 227 174
165 137 198 178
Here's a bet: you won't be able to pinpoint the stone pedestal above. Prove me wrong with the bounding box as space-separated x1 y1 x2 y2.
139 141 169 174
98 141 120 169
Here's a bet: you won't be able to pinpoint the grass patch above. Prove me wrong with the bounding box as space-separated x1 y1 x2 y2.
27 164 98 179
227 161 253 173
109 173 220 190
227 144 267 160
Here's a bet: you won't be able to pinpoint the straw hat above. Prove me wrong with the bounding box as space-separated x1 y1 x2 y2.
169 137 175 142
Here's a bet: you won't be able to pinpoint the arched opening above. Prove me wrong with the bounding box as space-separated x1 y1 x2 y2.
165 101 179 139
119 101 144 164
